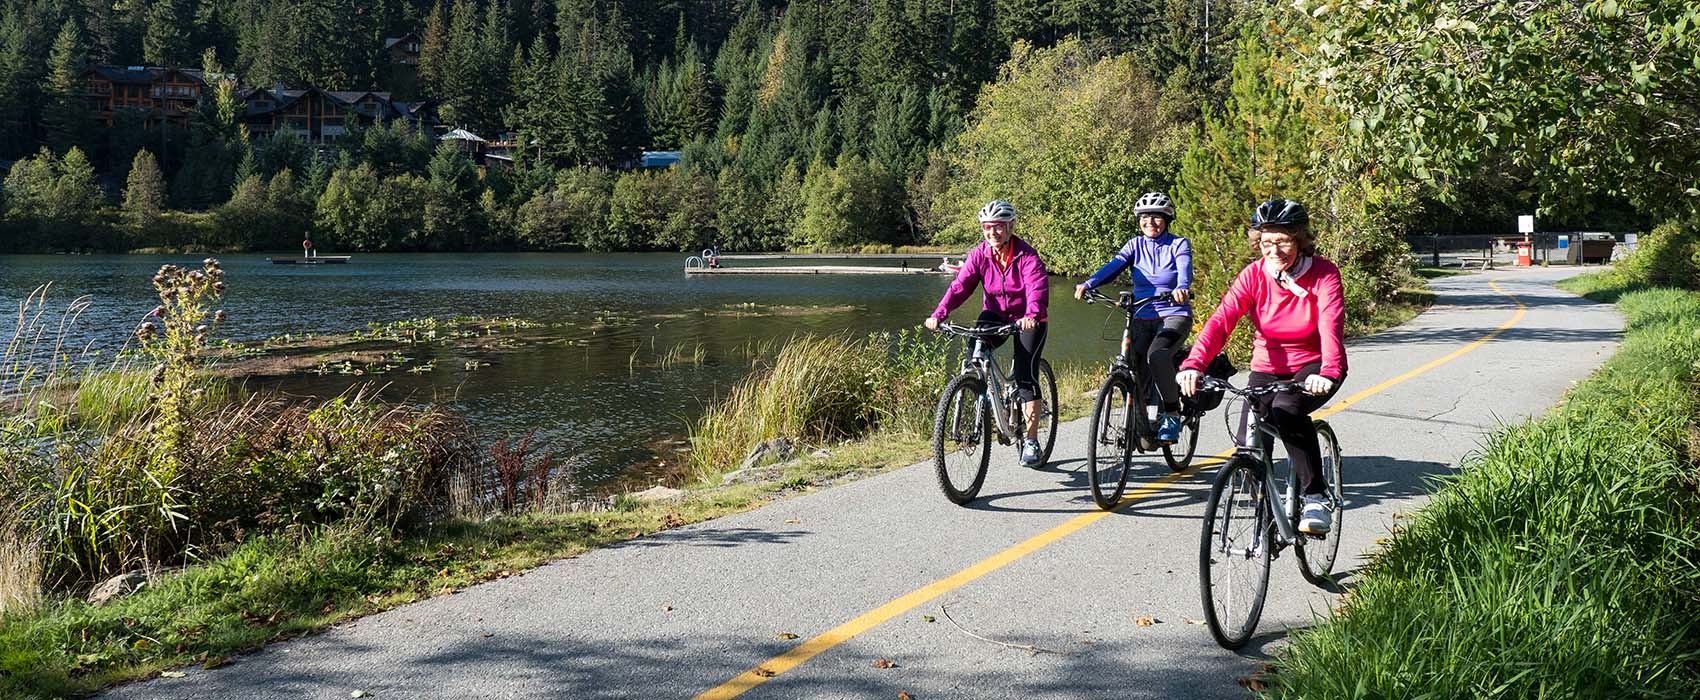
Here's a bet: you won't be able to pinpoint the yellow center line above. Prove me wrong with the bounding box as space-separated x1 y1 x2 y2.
697 278 1527 700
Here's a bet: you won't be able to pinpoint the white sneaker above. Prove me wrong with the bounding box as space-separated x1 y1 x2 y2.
1298 494 1333 534
1020 438 1044 467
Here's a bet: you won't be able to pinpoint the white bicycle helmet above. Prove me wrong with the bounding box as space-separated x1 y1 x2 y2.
978 199 1018 223
1134 192 1175 220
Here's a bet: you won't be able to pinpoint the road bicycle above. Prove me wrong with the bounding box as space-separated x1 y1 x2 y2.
929 322 1058 505
1196 377 1344 649
1079 288 1205 510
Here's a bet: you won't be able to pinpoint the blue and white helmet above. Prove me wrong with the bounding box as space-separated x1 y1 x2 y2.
977 199 1018 223
1134 192 1175 220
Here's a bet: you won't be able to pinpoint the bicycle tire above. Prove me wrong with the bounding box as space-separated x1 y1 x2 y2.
1296 421 1344 587
1199 455 1272 649
933 374 992 505
1085 373 1135 510
1162 411 1201 471
1034 359 1059 465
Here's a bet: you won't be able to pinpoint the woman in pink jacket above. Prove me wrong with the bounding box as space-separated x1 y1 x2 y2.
925 200 1052 467
1177 198 1346 534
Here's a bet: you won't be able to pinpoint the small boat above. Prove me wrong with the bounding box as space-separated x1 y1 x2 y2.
267 255 352 265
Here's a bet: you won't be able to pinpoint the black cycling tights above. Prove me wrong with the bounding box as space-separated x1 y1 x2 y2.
1244 361 1343 496
975 310 1047 402
1130 315 1193 413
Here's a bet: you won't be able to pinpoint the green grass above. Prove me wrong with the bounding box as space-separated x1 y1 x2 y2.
1266 275 1700 699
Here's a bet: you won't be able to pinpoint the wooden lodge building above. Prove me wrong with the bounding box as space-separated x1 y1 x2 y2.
81 65 210 129
80 64 438 143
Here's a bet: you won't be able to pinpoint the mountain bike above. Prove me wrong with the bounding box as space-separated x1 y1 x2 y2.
1196 377 1344 649
1079 288 1204 510
929 322 1058 505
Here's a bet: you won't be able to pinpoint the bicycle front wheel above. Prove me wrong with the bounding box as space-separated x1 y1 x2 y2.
1086 373 1135 510
1033 359 1059 465
1199 456 1272 649
933 374 992 505
1162 411 1201 471
1296 421 1344 587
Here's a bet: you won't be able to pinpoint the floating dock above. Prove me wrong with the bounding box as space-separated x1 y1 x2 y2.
684 252 959 275
268 256 352 265
687 265 950 275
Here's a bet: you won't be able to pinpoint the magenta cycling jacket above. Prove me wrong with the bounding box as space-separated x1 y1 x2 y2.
930 237 1050 324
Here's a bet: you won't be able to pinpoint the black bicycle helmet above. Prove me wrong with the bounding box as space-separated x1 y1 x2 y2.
1250 197 1308 228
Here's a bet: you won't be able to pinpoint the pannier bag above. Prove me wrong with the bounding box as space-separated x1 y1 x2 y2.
1179 344 1236 413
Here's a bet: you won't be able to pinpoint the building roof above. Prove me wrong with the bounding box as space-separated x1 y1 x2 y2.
442 128 486 142
82 65 209 85
640 150 683 168
384 32 422 50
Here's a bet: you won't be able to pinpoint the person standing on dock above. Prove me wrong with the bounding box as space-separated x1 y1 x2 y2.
924 200 1052 467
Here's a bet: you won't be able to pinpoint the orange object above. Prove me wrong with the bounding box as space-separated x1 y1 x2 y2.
1515 241 1532 266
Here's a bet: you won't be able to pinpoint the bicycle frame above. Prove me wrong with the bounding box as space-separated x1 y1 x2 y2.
959 336 1021 443
1234 409 1304 550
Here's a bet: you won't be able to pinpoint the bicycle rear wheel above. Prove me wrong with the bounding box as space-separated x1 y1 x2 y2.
1162 411 1201 471
1296 421 1344 587
1033 359 1059 465
933 374 992 505
1199 456 1272 649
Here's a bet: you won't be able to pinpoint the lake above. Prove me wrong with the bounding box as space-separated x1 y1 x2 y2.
0 252 1134 491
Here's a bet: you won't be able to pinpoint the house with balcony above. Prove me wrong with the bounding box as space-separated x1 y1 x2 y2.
384 33 422 66
238 86 438 143
81 65 210 129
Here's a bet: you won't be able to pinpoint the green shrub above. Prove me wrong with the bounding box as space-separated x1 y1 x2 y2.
1623 216 1699 288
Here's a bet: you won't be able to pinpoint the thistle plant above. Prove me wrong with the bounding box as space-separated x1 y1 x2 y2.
135 259 227 484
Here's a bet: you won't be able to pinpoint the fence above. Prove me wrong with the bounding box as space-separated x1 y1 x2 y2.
1405 232 1638 267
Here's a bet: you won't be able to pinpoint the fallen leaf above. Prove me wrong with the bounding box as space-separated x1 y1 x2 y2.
777 632 800 640
160 671 186 678
753 667 777 678
1235 676 1268 691
1183 618 1206 625
873 659 897 669
481 633 495 638
784 518 801 524
663 605 674 612
1134 616 1160 626
897 692 915 700
202 656 228 670
921 615 935 623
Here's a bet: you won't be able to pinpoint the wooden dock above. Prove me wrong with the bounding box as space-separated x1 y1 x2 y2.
686 265 950 275
268 255 352 265
684 252 960 275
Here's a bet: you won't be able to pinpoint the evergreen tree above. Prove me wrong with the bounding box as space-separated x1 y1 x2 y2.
124 149 168 226
418 0 450 96
43 20 89 154
143 0 190 66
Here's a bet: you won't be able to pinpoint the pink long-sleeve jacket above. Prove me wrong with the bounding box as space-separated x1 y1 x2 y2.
1181 256 1347 380
930 237 1050 324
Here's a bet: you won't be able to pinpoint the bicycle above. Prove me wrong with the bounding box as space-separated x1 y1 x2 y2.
1079 288 1204 510
1196 376 1343 649
929 322 1058 505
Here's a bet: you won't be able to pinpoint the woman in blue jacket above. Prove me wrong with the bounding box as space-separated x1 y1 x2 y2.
1073 192 1193 443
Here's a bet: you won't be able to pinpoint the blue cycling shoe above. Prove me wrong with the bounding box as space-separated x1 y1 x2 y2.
1155 413 1183 444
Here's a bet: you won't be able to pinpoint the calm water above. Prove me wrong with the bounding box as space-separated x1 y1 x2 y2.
0 253 1129 489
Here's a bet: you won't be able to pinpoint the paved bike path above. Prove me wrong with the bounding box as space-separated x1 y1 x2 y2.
109 267 1622 699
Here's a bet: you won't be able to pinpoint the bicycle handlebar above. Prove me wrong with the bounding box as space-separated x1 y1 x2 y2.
934 322 1019 338
1198 376 1305 398
1080 287 1169 314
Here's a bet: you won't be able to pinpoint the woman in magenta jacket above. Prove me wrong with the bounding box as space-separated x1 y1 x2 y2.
924 199 1052 467
1177 198 1346 535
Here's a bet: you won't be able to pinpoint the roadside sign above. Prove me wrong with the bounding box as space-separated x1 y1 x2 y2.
1518 215 1534 233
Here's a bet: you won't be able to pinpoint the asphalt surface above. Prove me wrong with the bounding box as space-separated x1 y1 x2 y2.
106 266 1623 700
